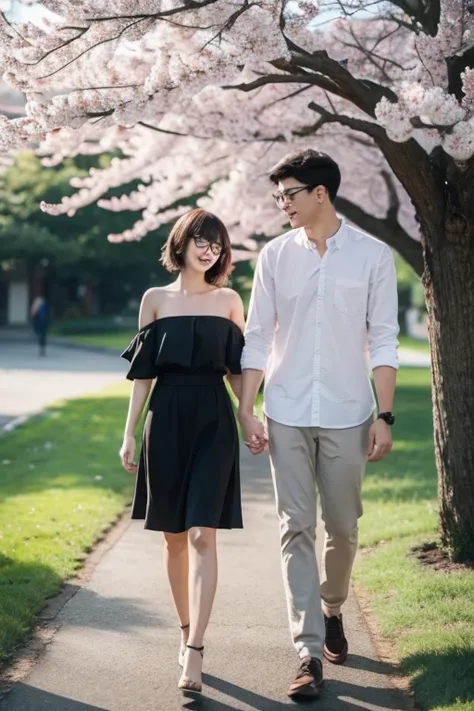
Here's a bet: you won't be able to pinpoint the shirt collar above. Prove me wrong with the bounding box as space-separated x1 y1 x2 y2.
300 218 347 252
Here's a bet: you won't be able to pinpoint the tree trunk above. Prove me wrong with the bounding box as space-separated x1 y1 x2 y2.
423 225 474 563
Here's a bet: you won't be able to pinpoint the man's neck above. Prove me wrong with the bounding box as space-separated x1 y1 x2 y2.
304 213 342 254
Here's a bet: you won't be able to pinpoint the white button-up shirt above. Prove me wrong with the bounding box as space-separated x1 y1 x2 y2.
241 220 399 429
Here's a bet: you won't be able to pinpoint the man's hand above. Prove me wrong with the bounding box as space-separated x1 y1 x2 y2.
367 419 392 462
239 411 267 455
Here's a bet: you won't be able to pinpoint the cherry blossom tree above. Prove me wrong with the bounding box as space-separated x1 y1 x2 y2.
1 0 473 560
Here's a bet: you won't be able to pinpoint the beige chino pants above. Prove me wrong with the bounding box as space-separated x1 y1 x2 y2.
266 417 372 661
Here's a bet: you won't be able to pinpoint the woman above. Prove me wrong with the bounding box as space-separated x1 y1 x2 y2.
119 208 245 693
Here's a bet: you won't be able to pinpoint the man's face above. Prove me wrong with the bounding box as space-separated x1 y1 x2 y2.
273 178 323 228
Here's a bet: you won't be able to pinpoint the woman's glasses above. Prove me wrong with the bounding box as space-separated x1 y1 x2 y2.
193 236 223 256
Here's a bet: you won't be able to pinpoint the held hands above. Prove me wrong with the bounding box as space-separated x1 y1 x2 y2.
239 411 267 455
120 435 138 474
367 419 392 462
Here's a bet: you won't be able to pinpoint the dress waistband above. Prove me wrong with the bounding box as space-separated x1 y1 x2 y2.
157 373 225 387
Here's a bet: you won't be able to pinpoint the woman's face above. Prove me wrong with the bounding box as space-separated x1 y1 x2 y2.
184 235 223 275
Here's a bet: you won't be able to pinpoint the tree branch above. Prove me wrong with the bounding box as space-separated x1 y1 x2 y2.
335 195 424 275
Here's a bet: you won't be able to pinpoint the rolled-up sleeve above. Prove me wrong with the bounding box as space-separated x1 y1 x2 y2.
367 245 399 371
241 245 276 371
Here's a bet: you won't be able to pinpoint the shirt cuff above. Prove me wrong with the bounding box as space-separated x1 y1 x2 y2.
241 347 268 372
370 350 399 371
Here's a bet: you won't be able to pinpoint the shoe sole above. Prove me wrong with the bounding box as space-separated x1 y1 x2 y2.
323 644 348 665
288 680 324 700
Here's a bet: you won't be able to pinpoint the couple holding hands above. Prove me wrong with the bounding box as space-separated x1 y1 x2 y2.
119 149 399 699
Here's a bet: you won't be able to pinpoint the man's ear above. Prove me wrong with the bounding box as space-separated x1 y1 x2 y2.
315 185 326 203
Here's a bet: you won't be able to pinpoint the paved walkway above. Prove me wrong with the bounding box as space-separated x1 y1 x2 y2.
0 341 127 429
0 336 411 709
0 444 409 711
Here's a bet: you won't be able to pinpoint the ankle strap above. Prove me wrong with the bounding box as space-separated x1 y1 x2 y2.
186 644 204 652
180 623 190 630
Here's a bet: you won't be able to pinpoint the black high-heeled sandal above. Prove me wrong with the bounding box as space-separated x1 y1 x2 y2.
178 623 189 667
178 644 205 693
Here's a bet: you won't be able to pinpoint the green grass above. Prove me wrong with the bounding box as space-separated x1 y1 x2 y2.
399 335 430 354
61 331 431 360
353 368 474 711
0 382 134 662
58 329 431 360
58 330 135 351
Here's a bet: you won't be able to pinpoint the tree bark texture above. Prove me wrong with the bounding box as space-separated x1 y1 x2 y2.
423 216 474 562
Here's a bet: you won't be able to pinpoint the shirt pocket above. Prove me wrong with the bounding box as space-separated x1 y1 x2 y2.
334 278 366 317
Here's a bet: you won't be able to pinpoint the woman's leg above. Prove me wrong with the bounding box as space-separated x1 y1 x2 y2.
181 526 217 684
163 532 189 649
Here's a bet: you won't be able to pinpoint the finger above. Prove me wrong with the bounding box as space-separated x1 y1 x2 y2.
377 444 391 460
368 446 379 462
367 435 376 457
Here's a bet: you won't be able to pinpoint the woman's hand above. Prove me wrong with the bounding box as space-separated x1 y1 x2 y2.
120 435 138 474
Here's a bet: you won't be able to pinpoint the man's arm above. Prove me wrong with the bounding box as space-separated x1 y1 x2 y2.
239 246 277 453
367 246 399 462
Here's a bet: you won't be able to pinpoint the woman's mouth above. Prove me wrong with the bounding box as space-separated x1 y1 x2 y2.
198 256 212 265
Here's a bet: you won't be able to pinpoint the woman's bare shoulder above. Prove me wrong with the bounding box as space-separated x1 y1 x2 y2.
218 287 242 302
141 286 170 307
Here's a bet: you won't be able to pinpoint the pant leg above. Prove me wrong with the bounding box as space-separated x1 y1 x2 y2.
267 417 325 661
317 419 371 612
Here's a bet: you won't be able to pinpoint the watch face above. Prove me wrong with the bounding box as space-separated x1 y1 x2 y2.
380 413 395 425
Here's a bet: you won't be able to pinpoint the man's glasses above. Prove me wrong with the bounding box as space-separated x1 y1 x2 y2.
193 236 223 256
272 185 317 209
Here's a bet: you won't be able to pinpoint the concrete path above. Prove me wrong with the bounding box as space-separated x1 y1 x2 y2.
0 341 127 429
0 446 409 711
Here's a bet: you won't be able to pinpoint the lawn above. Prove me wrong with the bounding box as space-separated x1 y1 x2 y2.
0 382 134 663
354 368 474 711
57 331 431 358
2 366 472 711
57 330 135 351
398 335 430 354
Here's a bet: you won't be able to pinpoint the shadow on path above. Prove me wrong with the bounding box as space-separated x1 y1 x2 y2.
0 686 108 710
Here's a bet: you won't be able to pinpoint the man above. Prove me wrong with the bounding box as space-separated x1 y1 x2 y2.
239 150 398 700
31 296 50 357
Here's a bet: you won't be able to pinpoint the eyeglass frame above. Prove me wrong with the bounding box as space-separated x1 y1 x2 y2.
192 235 223 256
272 184 319 208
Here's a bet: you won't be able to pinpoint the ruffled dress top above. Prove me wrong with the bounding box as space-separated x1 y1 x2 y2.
121 315 244 533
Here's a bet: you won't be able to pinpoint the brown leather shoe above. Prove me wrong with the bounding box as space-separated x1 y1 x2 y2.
323 614 348 664
287 656 324 699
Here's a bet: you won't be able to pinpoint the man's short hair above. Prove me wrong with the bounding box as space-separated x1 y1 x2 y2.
269 149 341 203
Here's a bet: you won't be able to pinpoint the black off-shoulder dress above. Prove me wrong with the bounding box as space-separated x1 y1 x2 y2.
121 315 244 533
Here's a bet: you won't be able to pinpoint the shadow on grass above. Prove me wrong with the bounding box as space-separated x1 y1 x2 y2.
401 647 474 708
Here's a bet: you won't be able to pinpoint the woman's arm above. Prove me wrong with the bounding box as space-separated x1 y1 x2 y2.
226 290 245 401
120 290 157 473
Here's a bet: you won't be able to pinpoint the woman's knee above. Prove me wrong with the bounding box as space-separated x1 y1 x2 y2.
188 527 216 554
164 531 188 556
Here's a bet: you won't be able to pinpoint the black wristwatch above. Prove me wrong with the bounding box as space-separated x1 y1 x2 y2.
378 412 395 426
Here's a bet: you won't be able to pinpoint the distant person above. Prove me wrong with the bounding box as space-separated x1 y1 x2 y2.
239 150 399 700
119 209 245 694
30 296 49 357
